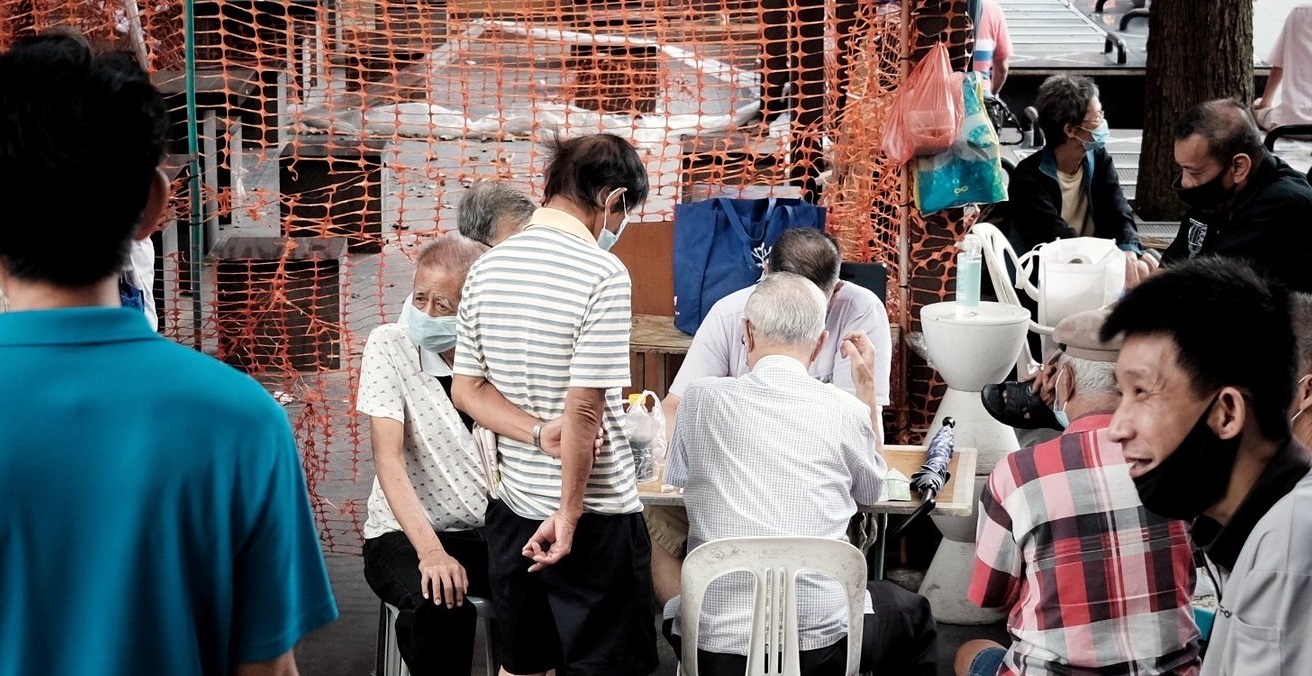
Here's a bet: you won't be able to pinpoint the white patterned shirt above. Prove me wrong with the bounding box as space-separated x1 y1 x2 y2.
357 323 488 538
666 355 886 653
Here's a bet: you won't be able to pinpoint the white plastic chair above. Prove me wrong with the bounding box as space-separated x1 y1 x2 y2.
680 536 867 676
969 222 1124 372
970 222 1041 377
377 597 497 676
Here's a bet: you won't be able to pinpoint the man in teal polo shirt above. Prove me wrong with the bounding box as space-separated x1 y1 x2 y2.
0 32 338 675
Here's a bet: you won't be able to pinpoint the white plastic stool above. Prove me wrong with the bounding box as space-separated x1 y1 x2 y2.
376 598 498 676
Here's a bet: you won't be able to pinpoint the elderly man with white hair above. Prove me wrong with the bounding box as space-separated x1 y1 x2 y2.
357 233 493 676
662 272 939 676
957 308 1200 676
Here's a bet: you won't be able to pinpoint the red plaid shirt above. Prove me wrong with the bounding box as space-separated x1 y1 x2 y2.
970 413 1201 675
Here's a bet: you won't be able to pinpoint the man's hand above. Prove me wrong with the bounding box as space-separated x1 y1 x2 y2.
418 548 468 609
1123 250 1160 290
522 510 579 572
841 331 877 407
1023 352 1061 408
539 418 605 460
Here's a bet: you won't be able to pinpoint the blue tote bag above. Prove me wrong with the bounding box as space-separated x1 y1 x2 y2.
673 197 826 335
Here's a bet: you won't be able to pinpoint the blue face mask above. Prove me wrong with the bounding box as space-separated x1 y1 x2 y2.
597 190 630 252
1081 120 1110 150
400 301 459 353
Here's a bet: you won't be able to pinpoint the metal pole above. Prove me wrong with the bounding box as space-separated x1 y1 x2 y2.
183 0 203 350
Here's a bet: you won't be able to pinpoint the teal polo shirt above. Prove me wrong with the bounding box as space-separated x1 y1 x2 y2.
0 308 338 676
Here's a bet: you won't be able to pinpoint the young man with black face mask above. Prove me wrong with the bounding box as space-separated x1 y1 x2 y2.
1102 257 1312 676
1162 99 1312 293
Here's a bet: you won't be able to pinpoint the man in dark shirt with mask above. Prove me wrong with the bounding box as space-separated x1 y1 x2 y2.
1163 99 1312 293
1102 258 1312 675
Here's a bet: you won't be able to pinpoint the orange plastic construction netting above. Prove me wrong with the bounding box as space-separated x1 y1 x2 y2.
0 0 962 553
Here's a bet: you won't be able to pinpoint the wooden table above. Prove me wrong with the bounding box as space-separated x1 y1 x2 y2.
638 445 978 578
630 314 692 398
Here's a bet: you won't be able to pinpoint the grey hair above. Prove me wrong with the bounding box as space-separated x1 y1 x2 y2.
744 272 827 348
1292 292 1312 372
456 181 535 245
1056 353 1118 397
415 232 488 280
1036 74 1099 146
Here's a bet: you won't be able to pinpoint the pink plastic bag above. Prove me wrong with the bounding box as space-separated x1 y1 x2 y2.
883 42 964 164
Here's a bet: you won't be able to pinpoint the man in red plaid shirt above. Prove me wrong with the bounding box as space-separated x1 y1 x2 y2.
956 309 1201 676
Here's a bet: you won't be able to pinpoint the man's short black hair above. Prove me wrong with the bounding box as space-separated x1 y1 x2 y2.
0 31 167 287
1174 99 1267 165
768 228 841 295
542 133 649 210
1101 257 1296 441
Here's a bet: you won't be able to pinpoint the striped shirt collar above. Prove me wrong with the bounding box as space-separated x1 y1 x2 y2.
526 207 597 245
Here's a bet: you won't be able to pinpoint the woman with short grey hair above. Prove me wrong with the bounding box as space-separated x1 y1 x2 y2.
1008 75 1149 264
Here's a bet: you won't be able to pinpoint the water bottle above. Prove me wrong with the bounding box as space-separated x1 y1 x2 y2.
956 234 982 314
624 393 658 483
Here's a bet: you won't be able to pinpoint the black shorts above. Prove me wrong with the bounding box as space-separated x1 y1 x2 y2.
485 499 658 676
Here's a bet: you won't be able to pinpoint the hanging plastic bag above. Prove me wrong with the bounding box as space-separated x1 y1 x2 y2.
623 391 667 483
912 72 1008 213
883 42 964 164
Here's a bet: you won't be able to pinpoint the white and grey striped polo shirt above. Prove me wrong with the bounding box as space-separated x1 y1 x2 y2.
454 207 641 520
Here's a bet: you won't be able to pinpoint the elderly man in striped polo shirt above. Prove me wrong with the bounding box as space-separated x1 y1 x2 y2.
452 133 658 676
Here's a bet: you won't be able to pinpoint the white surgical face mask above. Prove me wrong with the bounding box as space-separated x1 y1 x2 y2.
399 295 457 377
597 189 629 251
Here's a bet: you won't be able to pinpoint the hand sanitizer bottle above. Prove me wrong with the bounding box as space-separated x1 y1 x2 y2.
956 235 982 313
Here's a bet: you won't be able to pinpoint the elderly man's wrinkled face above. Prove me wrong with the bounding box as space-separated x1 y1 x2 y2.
411 263 463 318
1107 334 1212 478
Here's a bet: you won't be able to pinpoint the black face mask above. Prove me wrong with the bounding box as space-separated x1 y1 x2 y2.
1175 167 1234 211
1133 394 1242 521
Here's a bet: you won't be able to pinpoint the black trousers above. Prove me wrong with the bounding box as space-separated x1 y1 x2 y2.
663 579 939 676
363 529 491 676
484 500 659 676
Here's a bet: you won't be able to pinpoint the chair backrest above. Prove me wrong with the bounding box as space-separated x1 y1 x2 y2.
970 222 1040 376
971 223 1125 369
838 261 887 303
680 536 867 676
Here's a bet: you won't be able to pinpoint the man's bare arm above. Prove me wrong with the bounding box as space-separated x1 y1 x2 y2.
522 386 604 571
451 374 537 444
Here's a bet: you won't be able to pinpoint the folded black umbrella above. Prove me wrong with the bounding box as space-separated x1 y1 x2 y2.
888 418 956 541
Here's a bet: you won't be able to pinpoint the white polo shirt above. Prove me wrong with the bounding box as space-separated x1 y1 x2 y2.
668 280 893 405
356 323 488 538
454 208 640 520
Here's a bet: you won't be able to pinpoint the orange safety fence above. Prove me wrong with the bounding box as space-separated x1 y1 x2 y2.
0 0 977 553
